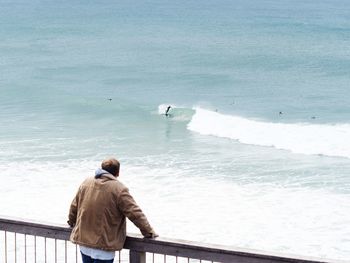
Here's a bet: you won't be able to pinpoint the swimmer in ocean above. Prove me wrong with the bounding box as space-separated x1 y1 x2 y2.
165 106 171 116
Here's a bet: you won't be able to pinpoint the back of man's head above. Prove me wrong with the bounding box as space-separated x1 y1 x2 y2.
101 158 120 177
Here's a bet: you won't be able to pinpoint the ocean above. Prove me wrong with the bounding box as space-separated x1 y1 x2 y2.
1 0 350 261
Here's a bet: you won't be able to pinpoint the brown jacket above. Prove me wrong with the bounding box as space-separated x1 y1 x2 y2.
68 173 155 251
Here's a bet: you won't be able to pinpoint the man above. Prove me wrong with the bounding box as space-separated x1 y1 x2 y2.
68 158 157 263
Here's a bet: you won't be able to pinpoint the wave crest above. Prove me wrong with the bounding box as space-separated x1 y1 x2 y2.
187 108 350 158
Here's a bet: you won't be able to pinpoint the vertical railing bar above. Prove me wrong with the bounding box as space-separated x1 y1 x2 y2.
4 231 7 263
75 244 78 263
118 250 121 263
176 255 178 263
55 238 57 263
65 240 67 263
14 232 17 263
152 252 154 263
25 234 27 263
34 236 37 263
164 254 166 263
44 237 47 263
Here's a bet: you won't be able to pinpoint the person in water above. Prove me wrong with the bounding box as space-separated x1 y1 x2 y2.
165 106 171 116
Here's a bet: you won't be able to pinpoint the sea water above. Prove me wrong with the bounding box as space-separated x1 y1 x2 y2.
1 0 350 260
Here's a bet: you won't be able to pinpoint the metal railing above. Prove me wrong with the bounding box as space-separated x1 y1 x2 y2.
0 216 345 263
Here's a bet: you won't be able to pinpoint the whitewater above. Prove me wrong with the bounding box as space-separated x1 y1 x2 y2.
188 108 350 159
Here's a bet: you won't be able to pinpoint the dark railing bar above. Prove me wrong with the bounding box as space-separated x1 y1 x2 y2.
0 215 347 263
124 233 341 263
14 232 17 263
65 240 67 263
25 233 27 263
34 235 37 263
55 238 57 263
75 243 78 263
45 237 47 263
5 231 7 263
0 216 71 240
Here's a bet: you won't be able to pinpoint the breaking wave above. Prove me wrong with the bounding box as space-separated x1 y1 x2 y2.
188 108 350 158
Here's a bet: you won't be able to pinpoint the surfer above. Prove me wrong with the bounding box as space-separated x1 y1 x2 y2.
165 106 171 116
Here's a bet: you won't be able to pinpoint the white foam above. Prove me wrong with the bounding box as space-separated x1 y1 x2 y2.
0 160 349 260
188 108 350 158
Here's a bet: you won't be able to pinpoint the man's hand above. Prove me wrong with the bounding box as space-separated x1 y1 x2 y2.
151 232 159 238
67 220 75 228
146 232 159 238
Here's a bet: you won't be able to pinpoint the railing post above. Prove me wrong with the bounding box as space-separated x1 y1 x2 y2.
129 249 146 263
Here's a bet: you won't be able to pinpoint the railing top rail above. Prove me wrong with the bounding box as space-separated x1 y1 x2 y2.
0 215 346 263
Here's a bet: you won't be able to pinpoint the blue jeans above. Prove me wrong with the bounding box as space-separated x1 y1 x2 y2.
81 252 114 263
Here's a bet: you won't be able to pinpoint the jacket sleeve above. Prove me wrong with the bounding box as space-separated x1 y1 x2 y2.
118 188 155 237
67 188 80 227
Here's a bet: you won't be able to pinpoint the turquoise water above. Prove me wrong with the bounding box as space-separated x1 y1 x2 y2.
1 0 350 260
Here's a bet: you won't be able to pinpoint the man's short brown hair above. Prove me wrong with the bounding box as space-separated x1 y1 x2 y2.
101 158 120 176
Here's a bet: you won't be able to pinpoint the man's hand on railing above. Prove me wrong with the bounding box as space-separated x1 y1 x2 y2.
67 220 75 228
145 231 159 238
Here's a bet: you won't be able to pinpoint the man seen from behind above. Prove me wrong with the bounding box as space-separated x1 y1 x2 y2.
68 157 158 263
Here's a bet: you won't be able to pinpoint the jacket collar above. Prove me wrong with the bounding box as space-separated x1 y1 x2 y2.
95 168 117 181
100 173 117 181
